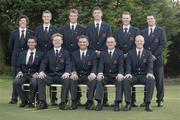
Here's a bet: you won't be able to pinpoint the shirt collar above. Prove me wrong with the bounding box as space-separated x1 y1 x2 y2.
43 24 50 29
80 49 87 55
19 27 27 32
123 25 130 30
108 48 115 54
70 23 77 29
136 48 143 53
27 49 36 54
54 47 61 53
94 20 102 26
148 25 156 32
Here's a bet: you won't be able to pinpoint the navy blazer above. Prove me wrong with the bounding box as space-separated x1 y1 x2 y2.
8 29 34 66
86 22 112 51
125 48 153 75
39 48 71 74
114 26 140 54
16 50 44 74
141 26 166 66
98 49 124 75
60 24 85 52
71 49 97 75
35 25 59 52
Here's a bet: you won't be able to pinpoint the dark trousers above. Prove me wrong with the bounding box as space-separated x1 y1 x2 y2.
10 66 18 101
38 74 70 103
124 75 154 104
95 75 123 103
13 74 37 103
70 75 96 101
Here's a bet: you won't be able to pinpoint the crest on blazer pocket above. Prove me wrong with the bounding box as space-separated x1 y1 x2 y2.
102 33 106 38
113 60 117 64
143 58 147 63
60 58 64 63
87 60 92 65
155 38 159 42
130 37 133 41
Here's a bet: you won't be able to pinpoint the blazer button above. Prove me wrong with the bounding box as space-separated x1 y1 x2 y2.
124 44 127 47
45 44 47 47
21 48 24 50
138 68 140 70
71 44 73 46
56 67 58 69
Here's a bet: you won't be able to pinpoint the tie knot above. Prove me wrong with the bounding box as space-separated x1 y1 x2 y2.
96 23 99 26
30 52 34 55
138 50 141 54
124 28 128 32
82 52 85 56
21 30 25 33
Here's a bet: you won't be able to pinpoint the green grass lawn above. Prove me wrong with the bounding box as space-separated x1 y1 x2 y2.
0 76 180 120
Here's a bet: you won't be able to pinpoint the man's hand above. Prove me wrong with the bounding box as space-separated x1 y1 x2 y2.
15 72 23 79
146 73 155 79
124 74 132 79
152 55 157 61
32 72 39 78
61 72 70 79
70 72 78 80
96 50 101 58
124 53 128 58
97 73 104 81
38 71 46 79
88 73 96 81
116 74 124 81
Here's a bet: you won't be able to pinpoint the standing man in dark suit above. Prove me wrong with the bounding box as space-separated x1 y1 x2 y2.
35 10 59 105
60 9 85 53
114 11 140 107
59 9 86 105
141 13 166 107
70 35 97 110
13 36 44 108
8 15 34 104
95 37 124 111
124 35 155 112
86 6 112 106
37 33 71 110
35 10 59 52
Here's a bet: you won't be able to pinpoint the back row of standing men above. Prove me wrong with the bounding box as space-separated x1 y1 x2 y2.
8 6 166 112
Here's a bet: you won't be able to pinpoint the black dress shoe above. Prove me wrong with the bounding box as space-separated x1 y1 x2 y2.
131 102 138 107
59 102 68 110
37 101 47 110
19 101 28 108
95 102 103 111
28 103 35 108
9 100 17 104
124 103 131 111
145 104 153 112
71 101 78 110
140 102 145 107
157 101 164 107
85 100 94 110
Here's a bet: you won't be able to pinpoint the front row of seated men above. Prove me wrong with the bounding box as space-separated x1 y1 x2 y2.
13 33 155 112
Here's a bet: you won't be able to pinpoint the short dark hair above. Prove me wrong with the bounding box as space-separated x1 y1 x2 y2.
122 11 131 17
27 36 37 43
16 15 29 25
42 10 52 16
92 6 102 13
78 35 89 42
147 12 156 18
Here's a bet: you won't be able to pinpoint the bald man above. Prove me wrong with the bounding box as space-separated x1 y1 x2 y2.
124 35 155 112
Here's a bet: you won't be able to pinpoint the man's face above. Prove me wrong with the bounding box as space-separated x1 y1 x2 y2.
122 14 131 26
135 36 144 49
42 13 52 24
19 18 27 28
147 15 156 27
69 13 78 24
106 37 116 50
27 39 37 50
78 38 89 50
52 36 63 48
93 10 102 21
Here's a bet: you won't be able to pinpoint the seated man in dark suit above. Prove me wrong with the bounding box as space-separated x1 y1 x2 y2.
124 35 155 112
95 37 124 111
70 35 97 110
13 36 44 108
37 33 71 110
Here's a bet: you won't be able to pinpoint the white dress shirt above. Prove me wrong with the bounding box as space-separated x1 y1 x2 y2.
26 49 36 64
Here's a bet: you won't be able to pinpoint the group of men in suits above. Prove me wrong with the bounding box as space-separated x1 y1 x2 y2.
8 7 166 112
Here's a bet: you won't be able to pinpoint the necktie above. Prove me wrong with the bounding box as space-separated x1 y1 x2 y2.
138 50 141 60
27 52 34 65
149 28 153 36
21 30 25 44
55 49 59 60
45 27 48 33
72 25 75 31
81 52 85 60
109 51 112 58
124 27 128 34
96 23 100 35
